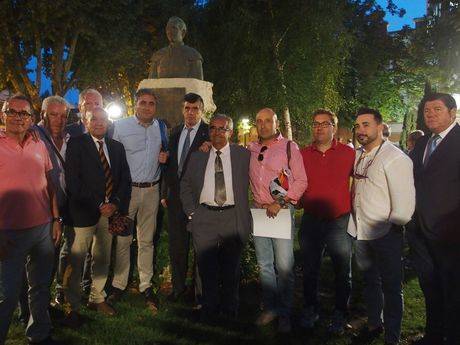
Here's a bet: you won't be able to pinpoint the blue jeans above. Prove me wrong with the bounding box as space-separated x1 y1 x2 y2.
355 227 404 344
253 208 295 317
0 223 55 344
299 213 352 313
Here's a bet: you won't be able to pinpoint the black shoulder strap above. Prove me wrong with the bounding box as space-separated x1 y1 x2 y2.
287 140 292 170
36 126 65 166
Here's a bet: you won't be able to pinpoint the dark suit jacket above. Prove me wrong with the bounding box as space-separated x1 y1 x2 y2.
65 121 86 138
162 121 209 201
65 134 132 227
180 144 252 242
410 123 460 243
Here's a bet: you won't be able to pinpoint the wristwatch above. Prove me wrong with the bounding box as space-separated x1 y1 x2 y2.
52 217 63 224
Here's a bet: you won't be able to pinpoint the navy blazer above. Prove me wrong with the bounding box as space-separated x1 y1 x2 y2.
162 121 209 199
410 123 460 243
65 134 132 227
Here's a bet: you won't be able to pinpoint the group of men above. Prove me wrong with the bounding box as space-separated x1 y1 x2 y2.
0 88 458 345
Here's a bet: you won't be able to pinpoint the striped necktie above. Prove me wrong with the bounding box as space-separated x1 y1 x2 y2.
97 141 113 201
424 134 441 166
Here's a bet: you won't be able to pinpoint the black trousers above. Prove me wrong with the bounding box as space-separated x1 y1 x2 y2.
167 195 202 301
191 205 243 316
407 227 460 344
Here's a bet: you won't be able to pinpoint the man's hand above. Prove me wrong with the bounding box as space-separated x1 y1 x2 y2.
161 199 167 208
199 141 212 152
51 222 62 247
100 203 117 218
159 151 169 164
0 233 13 261
265 202 282 218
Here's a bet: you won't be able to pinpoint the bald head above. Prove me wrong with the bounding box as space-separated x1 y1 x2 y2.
256 107 279 142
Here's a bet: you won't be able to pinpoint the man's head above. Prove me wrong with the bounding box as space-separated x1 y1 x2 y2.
353 107 384 149
423 93 457 134
41 95 70 137
183 93 204 128
78 88 103 125
382 123 391 140
255 108 279 141
1 93 33 136
311 109 338 146
406 129 424 152
86 107 109 139
135 88 157 123
166 16 186 44
209 114 233 150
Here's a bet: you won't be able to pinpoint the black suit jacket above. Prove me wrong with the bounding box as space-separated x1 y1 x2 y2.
65 121 86 138
65 134 132 227
180 144 252 242
410 123 460 243
162 121 209 200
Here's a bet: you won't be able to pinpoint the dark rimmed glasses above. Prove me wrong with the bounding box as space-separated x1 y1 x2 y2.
258 146 268 161
4 109 32 119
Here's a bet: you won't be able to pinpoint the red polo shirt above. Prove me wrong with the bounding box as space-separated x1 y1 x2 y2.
300 140 355 220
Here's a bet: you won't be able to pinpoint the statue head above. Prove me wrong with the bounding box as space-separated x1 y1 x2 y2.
166 17 187 44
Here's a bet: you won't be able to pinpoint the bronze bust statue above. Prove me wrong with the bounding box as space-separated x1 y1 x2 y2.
148 17 204 80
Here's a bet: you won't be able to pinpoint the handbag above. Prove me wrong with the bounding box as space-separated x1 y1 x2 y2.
108 212 134 237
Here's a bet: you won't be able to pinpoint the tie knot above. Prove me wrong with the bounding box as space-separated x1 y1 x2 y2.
216 150 222 156
186 127 193 133
97 140 104 149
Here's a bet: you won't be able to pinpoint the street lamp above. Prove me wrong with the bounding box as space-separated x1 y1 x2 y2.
241 117 251 146
105 102 124 121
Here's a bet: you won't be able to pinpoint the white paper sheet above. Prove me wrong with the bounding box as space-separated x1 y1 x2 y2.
251 208 292 240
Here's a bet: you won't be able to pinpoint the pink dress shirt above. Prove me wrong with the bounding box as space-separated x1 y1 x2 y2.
0 135 53 230
248 133 308 206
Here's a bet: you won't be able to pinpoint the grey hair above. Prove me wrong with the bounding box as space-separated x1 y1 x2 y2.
2 93 33 113
210 113 233 131
41 95 70 114
167 16 187 33
78 88 102 106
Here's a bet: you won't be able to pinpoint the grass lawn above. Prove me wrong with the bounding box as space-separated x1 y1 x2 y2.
5 212 426 345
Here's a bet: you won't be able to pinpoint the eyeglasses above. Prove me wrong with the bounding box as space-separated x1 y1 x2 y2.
353 141 384 180
258 146 268 161
209 126 231 133
312 121 333 128
4 109 32 119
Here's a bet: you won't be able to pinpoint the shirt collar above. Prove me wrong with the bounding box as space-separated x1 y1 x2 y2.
310 139 337 152
134 115 156 127
91 135 105 146
212 142 230 155
257 132 283 146
183 120 201 132
436 121 457 140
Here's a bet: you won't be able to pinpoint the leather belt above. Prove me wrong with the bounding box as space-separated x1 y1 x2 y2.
132 181 159 188
201 203 235 211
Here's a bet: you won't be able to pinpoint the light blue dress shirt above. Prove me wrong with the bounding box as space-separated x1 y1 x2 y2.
113 116 162 183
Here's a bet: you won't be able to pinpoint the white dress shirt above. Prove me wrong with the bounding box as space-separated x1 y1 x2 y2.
347 140 415 240
177 120 202 162
199 143 235 206
91 135 111 166
423 120 457 163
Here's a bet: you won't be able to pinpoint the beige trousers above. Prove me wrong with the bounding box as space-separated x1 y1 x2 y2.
65 216 112 310
112 184 160 292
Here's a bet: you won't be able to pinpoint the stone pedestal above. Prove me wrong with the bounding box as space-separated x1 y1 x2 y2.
138 78 216 128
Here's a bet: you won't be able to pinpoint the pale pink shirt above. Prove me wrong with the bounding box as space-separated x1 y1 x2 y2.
0 135 53 230
248 134 308 206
